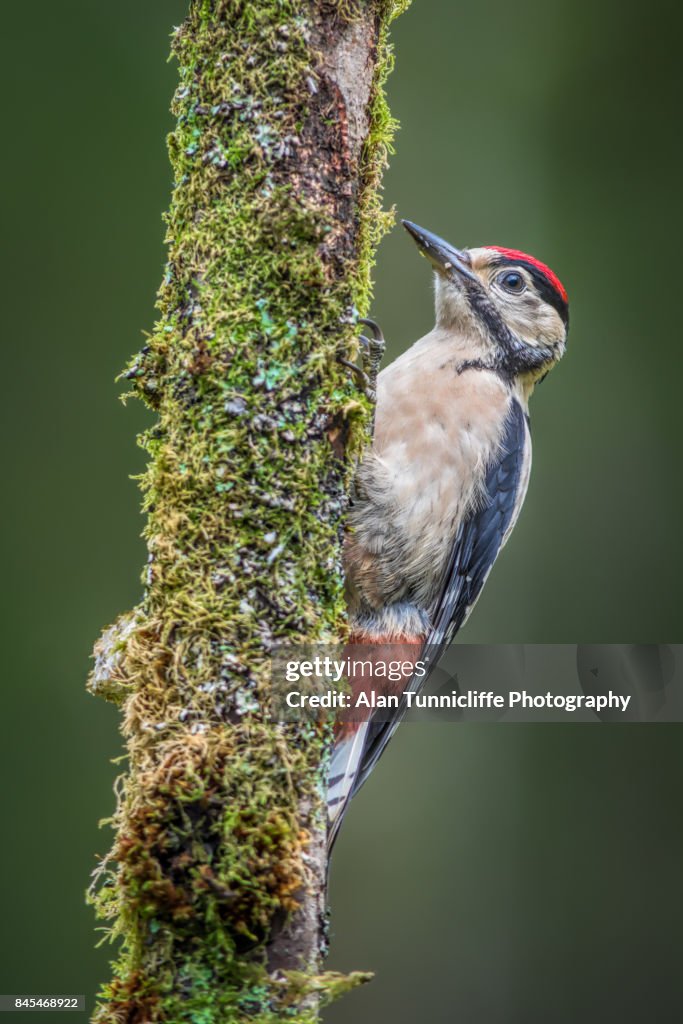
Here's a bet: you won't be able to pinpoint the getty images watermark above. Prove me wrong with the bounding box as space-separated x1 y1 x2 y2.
269 645 682 723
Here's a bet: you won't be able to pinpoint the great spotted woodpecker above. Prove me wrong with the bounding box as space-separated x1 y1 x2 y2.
328 221 569 848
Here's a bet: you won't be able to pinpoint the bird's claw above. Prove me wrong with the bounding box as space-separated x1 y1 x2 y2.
359 317 384 343
337 356 371 393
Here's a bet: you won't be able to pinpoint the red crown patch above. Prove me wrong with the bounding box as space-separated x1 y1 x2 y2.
486 246 568 304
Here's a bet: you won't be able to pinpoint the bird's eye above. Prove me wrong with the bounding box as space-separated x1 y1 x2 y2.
497 270 526 294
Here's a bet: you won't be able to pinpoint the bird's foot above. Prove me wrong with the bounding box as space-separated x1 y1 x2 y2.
359 317 385 402
337 317 385 403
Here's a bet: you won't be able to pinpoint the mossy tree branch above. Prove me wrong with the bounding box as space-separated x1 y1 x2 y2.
88 2 409 1021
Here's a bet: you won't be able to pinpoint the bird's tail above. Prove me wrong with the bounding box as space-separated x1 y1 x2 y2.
326 721 369 852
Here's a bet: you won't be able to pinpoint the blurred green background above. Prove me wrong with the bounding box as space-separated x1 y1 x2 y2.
2 1 681 1021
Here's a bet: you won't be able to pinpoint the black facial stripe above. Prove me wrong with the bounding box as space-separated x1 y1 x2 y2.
493 256 569 327
467 287 513 345
464 287 534 381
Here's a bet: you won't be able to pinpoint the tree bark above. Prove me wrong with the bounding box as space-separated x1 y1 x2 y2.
88 1 409 1022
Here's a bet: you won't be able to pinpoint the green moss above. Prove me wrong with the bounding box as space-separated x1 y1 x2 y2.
89 1 410 1021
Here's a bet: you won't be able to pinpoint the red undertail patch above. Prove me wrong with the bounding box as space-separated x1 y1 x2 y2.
334 633 426 737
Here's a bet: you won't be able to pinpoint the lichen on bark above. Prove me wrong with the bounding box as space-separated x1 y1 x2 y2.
88 1 410 1021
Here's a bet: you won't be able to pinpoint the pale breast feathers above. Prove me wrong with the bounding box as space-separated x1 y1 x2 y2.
344 335 516 625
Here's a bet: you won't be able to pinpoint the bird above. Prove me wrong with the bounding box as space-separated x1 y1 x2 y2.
327 220 569 849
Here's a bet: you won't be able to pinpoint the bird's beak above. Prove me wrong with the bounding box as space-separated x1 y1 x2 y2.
402 220 479 284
